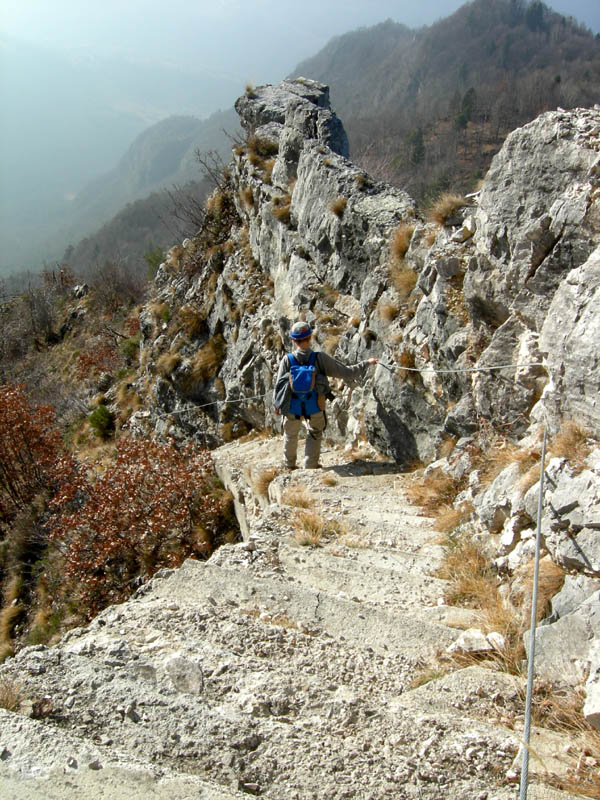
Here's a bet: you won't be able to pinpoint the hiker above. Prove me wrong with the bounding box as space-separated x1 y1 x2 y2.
273 321 378 469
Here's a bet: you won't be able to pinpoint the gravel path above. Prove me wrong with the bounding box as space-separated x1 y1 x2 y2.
0 437 583 800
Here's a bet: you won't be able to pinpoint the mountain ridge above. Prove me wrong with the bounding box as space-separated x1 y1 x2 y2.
49 0 600 284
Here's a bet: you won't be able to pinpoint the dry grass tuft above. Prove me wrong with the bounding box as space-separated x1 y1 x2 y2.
115 382 142 421
427 193 467 225
436 530 494 604
396 348 417 381
240 186 255 209
340 533 367 549
437 437 458 460
409 664 449 689
0 676 24 711
436 528 525 674
322 333 342 355
355 173 372 191
262 158 276 184
379 300 400 323
252 466 280 498
518 462 544 495
434 501 474 533
389 223 415 264
322 474 338 487
0 575 24 658
156 352 181 378
477 438 540 488
548 420 592 474
514 557 566 624
272 194 292 224
389 264 418 300
330 196 347 217
528 683 600 798
282 485 314 508
147 301 171 325
247 134 279 160
425 227 438 246
189 335 227 383
407 467 465 514
293 509 347 546
316 283 339 307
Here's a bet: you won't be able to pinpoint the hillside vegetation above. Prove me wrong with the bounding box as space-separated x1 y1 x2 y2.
293 0 600 200
0 264 239 661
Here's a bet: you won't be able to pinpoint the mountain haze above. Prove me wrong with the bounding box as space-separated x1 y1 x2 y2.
52 108 240 277
0 36 242 276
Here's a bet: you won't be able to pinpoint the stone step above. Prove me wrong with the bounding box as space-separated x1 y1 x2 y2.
0 763 244 800
389 665 587 792
277 540 448 608
0 710 246 800
145 560 459 660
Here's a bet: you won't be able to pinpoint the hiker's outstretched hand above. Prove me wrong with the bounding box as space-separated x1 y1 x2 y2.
367 358 379 365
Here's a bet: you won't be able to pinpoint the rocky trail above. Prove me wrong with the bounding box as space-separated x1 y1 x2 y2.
0 436 585 799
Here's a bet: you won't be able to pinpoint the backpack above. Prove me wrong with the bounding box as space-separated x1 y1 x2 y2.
288 352 321 418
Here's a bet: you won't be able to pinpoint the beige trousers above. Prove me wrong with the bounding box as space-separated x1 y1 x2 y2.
283 411 326 468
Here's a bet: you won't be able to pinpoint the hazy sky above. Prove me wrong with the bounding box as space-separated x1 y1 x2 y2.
3 0 600 85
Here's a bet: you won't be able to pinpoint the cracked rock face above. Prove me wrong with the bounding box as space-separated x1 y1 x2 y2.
137 81 600 465
121 80 600 735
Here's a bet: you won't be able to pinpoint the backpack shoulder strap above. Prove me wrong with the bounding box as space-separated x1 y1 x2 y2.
288 353 298 368
307 352 317 368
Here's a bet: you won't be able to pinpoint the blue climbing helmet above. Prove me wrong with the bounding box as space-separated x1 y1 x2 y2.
289 321 312 341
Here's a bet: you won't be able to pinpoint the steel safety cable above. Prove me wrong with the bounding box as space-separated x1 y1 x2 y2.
149 361 549 422
519 425 548 800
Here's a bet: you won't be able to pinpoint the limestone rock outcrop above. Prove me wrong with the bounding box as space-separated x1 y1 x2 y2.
127 81 600 723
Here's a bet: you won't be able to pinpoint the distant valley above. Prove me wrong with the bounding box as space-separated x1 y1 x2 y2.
0 35 242 277
3 0 600 284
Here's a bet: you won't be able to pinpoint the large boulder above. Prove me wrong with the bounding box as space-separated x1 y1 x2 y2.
537 246 600 438
525 590 600 686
